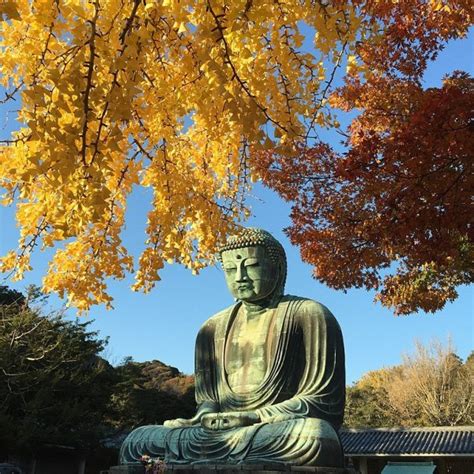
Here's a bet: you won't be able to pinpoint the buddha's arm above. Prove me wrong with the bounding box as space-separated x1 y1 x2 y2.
163 401 220 428
256 397 310 423
164 320 222 428
163 400 221 428
257 301 345 426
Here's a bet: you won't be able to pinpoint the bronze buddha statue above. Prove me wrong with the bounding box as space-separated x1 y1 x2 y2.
119 228 345 468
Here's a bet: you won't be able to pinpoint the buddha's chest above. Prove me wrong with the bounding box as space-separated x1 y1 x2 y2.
224 307 276 393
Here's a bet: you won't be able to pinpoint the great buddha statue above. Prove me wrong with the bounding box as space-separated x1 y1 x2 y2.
119 228 346 469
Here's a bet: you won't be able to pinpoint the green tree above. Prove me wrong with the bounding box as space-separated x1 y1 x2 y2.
0 286 116 455
344 370 396 428
0 285 25 306
465 351 474 375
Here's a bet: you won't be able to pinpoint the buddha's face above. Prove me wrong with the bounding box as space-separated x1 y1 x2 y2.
221 246 279 303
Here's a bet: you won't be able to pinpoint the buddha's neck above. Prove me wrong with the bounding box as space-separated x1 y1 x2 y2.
241 294 280 318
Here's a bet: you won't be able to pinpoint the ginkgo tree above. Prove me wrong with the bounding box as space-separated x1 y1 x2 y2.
0 0 471 312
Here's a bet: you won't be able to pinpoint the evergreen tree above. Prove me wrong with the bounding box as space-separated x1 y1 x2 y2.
0 287 115 455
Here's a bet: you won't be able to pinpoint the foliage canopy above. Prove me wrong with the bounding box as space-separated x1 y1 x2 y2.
260 73 473 314
0 1 472 312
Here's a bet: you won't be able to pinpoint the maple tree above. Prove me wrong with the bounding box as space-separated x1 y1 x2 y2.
0 1 471 312
256 3 473 314
259 73 473 314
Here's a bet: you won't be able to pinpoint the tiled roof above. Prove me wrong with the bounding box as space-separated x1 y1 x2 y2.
340 426 474 456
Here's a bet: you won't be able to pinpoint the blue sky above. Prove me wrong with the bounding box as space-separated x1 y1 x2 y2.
0 30 472 385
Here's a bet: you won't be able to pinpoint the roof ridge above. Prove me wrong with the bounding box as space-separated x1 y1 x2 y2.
340 427 473 455
341 426 474 433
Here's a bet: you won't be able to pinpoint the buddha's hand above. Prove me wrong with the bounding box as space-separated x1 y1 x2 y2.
163 416 200 428
201 411 260 431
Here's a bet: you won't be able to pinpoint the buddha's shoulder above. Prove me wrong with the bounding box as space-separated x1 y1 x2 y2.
199 303 236 331
281 295 336 320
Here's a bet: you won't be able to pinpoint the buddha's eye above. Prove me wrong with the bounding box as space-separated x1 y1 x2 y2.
224 266 236 273
244 258 259 267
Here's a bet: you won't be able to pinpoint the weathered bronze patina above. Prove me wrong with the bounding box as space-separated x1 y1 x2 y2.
119 228 346 468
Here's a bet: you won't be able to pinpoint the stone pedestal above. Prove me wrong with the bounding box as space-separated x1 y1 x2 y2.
108 466 145 473
108 465 356 474
165 467 356 473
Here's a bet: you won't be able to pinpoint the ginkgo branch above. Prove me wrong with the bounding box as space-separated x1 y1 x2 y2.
80 0 100 167
207 0 289 135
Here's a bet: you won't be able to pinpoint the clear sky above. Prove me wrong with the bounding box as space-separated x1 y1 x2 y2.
0 30 472 385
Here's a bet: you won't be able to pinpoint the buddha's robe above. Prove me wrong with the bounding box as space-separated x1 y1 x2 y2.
119 296 345 467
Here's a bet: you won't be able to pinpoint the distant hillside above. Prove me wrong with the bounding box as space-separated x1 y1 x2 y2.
109 358 195 431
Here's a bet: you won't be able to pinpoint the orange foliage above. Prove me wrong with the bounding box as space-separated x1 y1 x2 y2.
256 1 473 315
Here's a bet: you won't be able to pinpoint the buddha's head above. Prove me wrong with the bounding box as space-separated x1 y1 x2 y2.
218 228 287 304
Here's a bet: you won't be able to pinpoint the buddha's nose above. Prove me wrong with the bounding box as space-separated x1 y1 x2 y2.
235 264 249 282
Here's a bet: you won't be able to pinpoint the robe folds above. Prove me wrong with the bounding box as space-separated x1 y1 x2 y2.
119 296 346 467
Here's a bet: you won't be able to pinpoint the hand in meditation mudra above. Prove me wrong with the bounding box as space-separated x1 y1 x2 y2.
119 228 345 468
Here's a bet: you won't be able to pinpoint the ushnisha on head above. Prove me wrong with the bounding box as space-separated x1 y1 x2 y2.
218 228 287 304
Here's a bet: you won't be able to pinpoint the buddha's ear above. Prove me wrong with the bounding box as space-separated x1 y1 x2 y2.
276 260 287 295
276 261 282 277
